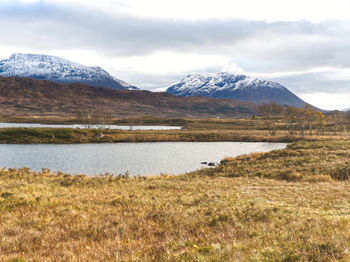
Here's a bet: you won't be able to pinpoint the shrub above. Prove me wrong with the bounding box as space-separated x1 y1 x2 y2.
330 162 350 181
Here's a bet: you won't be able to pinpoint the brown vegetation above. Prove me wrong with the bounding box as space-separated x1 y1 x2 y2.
191 139 350 182
0 76 256 118
0 128 307 144
1 112 348 144
1 139 350 261
1 77 350 261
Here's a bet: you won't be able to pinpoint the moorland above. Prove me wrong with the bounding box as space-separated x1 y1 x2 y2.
1 112 350 261
1 138 350 261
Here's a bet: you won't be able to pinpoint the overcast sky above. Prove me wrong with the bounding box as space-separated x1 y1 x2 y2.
1 0 350 110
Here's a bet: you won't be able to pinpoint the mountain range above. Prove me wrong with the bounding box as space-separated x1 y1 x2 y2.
0 53 315 116
0 54 138 90
0 76 257 118
166 72 307 107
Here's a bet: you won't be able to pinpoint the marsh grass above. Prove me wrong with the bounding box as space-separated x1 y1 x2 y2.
192 139 350 182
1 115 349 144
1 139 350 261
0 128 309 144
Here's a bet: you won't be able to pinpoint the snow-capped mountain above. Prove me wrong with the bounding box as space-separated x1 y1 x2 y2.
0 53 138 90
166 72 307 107
113 77 139 90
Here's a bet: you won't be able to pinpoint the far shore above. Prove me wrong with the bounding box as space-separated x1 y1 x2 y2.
0 127 315 144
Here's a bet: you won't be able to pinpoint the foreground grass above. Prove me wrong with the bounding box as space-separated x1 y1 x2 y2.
1 139 350 261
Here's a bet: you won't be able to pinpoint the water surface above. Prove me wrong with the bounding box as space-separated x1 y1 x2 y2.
0 122 181 130
0 142 287 176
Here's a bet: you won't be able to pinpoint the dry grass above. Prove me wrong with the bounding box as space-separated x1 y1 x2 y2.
1 139 350 261
0 128 315 144
193 139 350 182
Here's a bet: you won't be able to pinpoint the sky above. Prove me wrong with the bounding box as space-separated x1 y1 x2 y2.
0 0 350 110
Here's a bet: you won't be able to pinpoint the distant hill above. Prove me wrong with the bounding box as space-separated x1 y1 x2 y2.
0 53 138 90
167 72 308 107
0 76 257 118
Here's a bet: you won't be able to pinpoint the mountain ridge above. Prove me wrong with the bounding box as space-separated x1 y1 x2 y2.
0 53 138 90
0 76 257 118
166 72 308 107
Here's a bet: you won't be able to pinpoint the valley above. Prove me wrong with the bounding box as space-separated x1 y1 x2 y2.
2 1 350 260
0 54 349 262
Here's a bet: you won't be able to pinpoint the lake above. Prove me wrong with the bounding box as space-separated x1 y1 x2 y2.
0 142 287 176
0 122 182 130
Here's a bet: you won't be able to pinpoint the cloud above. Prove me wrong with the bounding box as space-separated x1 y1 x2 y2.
265 70 350 94
4 0 350 21
299 93 350 111
0 2 349 68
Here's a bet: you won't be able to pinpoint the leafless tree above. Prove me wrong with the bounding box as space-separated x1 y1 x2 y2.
96 107 113 129
294 108 307 136
332 111 347 136
316 111 326 136
76 105 95 129
258 102 283 136
304 107 318 136
284 107 298 135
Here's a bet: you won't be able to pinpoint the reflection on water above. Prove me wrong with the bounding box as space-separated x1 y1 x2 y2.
0 142 287 176
0 123 181 130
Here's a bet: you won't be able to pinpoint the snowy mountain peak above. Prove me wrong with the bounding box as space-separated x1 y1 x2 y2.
171 72 285 94
113 77 139 90
166 72 306 107
0 53 138 90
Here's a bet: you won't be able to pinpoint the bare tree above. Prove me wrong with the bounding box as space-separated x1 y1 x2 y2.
295 108 307 136
331 111 346 136
316 111 326 136
76 105 95 129
304 107 318 136
96 107 113 129
345 111 350 136
284 107 298 135
284 107 320 136
258 102 283 136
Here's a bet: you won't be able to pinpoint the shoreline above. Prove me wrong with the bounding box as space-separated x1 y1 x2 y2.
0 127 312 144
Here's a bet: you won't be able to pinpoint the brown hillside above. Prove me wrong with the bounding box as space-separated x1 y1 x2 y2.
0 76 257 118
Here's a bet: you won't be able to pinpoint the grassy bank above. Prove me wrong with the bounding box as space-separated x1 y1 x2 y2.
1 139 350 261
0 127 318 144
1 114 348 145
191 139 350 182
1 116 189 126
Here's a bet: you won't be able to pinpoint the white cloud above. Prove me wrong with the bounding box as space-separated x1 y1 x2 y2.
5 0 350 22
108 52 240 74
116 0 350 22
300 93 350 111
17 0 350 22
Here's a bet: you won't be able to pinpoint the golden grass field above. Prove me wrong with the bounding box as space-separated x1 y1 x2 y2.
1 139 350 261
